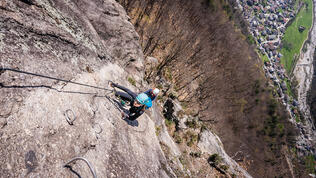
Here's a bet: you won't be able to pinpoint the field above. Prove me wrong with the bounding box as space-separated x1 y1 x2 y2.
280 0 313 73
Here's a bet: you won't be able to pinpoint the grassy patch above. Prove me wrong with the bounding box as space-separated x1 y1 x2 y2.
259 53 270 63
127 77 136 86
155 126 161 136
165 118 175 127
247 35 255 44
295 114 301 123
280 0 313 73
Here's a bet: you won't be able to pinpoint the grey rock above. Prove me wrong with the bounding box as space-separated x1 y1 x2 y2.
0 1 174 177
198 130 252 178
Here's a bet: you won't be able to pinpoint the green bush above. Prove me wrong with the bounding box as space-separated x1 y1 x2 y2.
165 118 174 127
247 35 255 44
208 154 222 165
185 119 198 129
219 164 229 171
127 77 136 86
155 126 161 136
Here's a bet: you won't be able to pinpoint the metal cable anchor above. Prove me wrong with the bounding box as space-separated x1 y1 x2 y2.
64 109 76 125
63 157 97 178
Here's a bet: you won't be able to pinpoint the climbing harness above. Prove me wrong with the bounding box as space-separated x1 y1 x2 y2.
64 109 76 125
63 157 97 178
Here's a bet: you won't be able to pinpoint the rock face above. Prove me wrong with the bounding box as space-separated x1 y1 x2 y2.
0 0 173 177
198 130 252 178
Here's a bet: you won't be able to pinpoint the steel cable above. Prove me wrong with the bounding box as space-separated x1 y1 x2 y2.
63 157 97 178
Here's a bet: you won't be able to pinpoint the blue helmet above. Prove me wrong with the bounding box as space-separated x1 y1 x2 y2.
136 93 152 108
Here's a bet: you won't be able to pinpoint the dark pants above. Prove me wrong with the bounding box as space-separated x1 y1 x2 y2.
112 83 144 120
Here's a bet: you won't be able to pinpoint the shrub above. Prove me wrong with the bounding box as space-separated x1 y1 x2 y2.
155 126 161 136
208 154 222 165
165 118 174 127
247 35 255 44
185 131 198 147
255 98 260 104
128 77 136 86
219 164 229 171
185 119 198 129
173 132 183 144
157 84 163 89
200 124 208 132
190 151 202 158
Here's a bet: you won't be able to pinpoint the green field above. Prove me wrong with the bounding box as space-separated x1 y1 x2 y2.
280 0 313 73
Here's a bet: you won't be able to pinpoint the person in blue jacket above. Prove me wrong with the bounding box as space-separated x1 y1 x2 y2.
144 88 160 101
109 81 153 120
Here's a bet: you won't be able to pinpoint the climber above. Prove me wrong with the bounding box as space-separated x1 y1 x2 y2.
109 81 152 120
144 88 160 101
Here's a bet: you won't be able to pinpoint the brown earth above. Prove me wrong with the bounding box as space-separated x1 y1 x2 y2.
118 0 309 177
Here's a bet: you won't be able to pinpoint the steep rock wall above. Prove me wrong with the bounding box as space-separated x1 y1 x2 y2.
0 0 173 177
